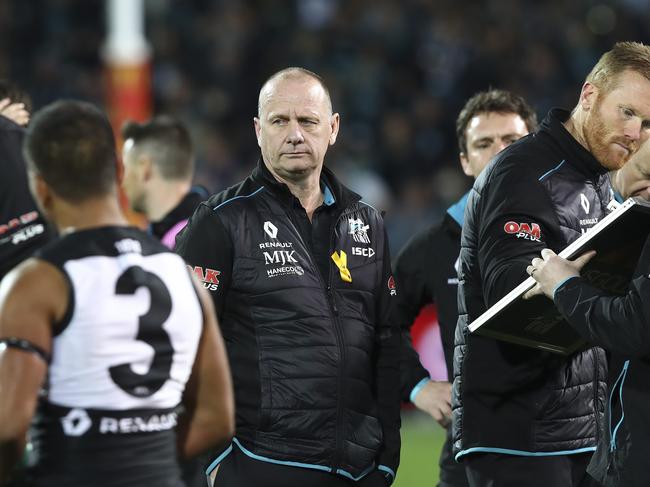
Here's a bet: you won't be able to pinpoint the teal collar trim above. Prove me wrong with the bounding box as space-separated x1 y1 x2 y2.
447 191 470 226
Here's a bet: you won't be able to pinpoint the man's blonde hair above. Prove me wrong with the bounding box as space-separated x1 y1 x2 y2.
586 41 650 93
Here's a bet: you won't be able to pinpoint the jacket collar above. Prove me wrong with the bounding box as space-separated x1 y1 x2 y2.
251 159 362 209
148 186 208 239
539 108 609 178
446 191 470 227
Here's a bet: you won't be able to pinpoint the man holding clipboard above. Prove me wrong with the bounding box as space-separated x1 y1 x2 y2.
452 42 650 487
525 142 650 487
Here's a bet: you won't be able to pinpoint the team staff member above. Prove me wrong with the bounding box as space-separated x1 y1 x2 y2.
176 67 400 487
0 80 53 280
394 89 536 487
121 115 211 487
525 141 650 487
121 116 208 249
453 41 650 487
0 101 235 486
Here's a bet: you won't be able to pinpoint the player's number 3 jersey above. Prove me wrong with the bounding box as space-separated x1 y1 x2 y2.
27 227 203 487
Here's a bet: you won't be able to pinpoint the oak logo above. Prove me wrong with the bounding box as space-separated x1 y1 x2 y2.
387 275 397 296
503 221 541 242
188 265 221 291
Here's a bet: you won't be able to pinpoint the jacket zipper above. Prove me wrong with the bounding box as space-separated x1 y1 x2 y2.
284 205 353 474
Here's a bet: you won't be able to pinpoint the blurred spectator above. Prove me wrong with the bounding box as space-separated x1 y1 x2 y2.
2 0 650 249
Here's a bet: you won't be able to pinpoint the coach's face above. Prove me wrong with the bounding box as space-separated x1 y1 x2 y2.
460 112 529 178
254 76 339 183
582 70 650 170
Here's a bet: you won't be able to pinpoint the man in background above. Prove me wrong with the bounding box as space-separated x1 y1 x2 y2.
0 80 53 280
121 116 207 248
393 89 537 486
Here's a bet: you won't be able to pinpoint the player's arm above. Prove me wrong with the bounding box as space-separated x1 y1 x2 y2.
476 159 561 307
0 259 67 483
176 274 235 460
546 257 650 357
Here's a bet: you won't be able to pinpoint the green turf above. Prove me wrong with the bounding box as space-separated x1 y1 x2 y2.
394 411 446 487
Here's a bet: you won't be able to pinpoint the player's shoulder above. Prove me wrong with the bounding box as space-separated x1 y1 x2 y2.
36 226 171 267
205 175 265 214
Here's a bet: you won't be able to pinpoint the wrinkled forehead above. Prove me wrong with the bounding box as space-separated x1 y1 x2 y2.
258 78 331 117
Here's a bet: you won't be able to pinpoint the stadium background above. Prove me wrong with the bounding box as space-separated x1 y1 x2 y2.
2 1 649 485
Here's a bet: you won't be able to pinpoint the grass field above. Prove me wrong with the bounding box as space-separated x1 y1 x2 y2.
393 411 446 487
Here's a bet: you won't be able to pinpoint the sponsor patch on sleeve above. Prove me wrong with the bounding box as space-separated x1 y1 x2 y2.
387 275 397 296
188 265 221 291
503 221 541 242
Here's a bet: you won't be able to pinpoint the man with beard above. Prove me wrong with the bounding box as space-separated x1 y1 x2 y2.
524 140 650 486
453 41 650 487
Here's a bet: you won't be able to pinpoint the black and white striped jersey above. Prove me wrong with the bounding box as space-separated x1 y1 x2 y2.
26 226 203 487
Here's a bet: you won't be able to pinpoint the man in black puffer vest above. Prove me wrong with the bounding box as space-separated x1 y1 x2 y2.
526 141 650 487
176 67 400 487
453 41 650 487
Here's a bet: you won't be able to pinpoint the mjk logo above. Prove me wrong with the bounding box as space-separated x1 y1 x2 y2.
264 221 278 239
580 193 590 214
264 250 298 266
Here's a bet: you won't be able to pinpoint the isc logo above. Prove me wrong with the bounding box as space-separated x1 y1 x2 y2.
351 247 375 258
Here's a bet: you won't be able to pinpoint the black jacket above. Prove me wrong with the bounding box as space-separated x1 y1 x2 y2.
453 109 610 458
393 195 466 398
0 115 53 279
175 162 400 483
149 186 208 247
553 235 650 486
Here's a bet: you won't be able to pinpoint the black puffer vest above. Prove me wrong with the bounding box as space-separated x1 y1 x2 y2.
209 166 389 478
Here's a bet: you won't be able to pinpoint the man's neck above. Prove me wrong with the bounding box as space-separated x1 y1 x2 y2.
267 165 324 220
54 195 128 234
146 179 192 222
563 108 590 151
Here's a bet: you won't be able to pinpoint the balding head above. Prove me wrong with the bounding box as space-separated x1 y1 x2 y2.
253 67 339 185
258 67 333 118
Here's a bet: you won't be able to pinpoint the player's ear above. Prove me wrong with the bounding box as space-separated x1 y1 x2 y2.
28 171 52 213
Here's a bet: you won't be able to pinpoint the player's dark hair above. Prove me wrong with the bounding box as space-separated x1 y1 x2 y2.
121 116 194 180
456 89 538 153
24 100 117 202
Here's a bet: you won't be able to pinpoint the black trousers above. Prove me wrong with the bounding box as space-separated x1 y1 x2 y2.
438 426 469 487
212 445 353 487
464 452 602 487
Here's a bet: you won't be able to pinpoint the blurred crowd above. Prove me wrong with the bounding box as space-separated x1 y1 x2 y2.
1 0 649 249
